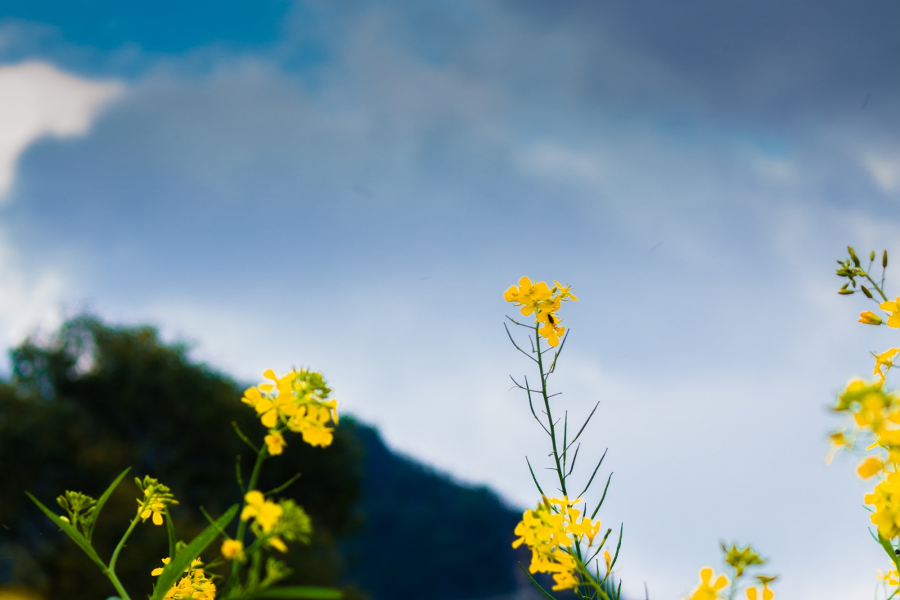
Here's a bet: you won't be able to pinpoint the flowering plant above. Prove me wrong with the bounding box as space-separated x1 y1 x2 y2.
503 277 777 600
831 246 900 597
27 368 341 600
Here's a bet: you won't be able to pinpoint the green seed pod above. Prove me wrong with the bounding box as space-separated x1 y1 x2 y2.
862 285 873 299
871 250 877 261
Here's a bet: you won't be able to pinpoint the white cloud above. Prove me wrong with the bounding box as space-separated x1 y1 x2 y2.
863 152 900 194
0 229 65 348
0 61 123 201
0 61 123 352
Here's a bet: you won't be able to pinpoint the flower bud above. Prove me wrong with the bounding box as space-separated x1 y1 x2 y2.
885 250 889 268
860 311 883 325
862 285 874 299
838 288 855 295
849 246 861 267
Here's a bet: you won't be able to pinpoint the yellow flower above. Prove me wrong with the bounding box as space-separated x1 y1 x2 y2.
875 348 900 382
553 281 579 302
151 557 171 576
878 568 899 586
241 490 283 533
865 471 900 539
604 549 612 572
265 431 286 455
287 404 336 448
858 456 883 479
141 501 166 526
687 567 728 600
746 586 774 600
861 311 884 325
538 318 566 348
220 539 244 561
880 297 900 328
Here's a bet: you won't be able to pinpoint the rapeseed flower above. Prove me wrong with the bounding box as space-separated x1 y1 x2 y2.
221 539 244 561
858 456 884 479
242 369 339 448
865 471 900 539
241 490 282 533
135 476 177 526
687 567 728 600
504 277 578 347
881 297 900 328
512 496 602 591
878 568 899 586
153 558 213 600
265 431 286 455
746 586 774 600
874 348 900 382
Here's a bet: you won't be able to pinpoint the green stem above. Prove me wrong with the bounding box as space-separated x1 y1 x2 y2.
105 568 132 600
534 326 567 496
863 271 890 302
109 513 141 573
225 445 268 592
535 325 591 593
105 512 142 600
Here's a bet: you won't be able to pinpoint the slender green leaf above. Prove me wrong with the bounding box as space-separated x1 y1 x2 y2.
590 472 614 520
151 505 238 600
878 532 900 572
526 456 545 496
231 587 343 599
26 492 107 571
165 509 178 559
580 449 609 501
518 563 558 600
88 468 131 541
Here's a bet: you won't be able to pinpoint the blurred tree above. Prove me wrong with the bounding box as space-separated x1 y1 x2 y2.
341 424 526 600
0 315 539 600
0 316 363 600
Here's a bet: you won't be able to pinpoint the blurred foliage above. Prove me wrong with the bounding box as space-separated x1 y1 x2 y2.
0 315 532 600
342 424 525 600
0 316 362 600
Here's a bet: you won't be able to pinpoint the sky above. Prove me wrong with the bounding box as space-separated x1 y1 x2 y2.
0 1 899 597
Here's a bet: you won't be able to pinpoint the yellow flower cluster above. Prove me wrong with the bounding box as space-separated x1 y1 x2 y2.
857 297 900 380
878 567 899 587
512 496 601 591
240 490 288 552
135 476 178 526
504 277 578 347
152 557 215 600
831 379 900 539
242 368 339 450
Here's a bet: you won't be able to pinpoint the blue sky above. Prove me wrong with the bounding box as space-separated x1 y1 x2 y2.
1 1 899 597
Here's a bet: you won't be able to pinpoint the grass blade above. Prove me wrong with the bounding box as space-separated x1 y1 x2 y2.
151 504 238 600
165 509 178 559
88 467 131 542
